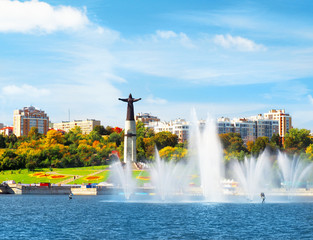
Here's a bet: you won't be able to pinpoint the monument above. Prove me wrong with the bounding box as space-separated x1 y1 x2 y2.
119 94 141 163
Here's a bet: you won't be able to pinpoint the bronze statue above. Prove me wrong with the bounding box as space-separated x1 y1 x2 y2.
119 94 141 120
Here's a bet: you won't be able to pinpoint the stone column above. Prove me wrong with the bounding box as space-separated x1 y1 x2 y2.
124 120 136 163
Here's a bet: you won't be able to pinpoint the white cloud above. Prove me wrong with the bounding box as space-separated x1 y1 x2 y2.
214 34 266 51
0 0 89 33
156 30 177 39
145 95 168 104
2 84 50 97
154 30 195 48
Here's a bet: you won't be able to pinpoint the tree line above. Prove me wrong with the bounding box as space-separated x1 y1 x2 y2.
0 122 312 171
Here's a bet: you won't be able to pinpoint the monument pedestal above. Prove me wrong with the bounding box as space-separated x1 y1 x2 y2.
124 120 137 163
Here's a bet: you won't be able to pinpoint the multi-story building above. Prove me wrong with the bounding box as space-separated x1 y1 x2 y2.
249 114 279 139
53 119 100 134
13 106 49 137
232 118 257 143
217 117 233 134
136 113 160 125
0 126 13 136
264 109 292 138
143 109 291 144
217 115 280 143
148 118 189 143
0 123 3 129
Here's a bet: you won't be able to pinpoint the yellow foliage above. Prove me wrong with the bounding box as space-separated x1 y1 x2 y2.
306 144 313 160
46 129 64 146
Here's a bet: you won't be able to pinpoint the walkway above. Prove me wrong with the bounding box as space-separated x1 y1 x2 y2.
57 169 107 185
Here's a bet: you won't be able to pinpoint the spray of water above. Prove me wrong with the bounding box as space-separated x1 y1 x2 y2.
150 148 191 201
277 152 313 192
189 110 225 202
111 160 136 200
232 151 271 201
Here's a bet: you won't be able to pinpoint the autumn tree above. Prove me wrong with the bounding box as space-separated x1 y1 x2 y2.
154 131 178 150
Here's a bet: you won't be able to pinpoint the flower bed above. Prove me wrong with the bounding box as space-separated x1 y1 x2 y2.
136 176 150 181
48 175 67 179
84 176 103 181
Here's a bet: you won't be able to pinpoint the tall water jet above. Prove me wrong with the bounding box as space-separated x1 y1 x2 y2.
189 110 224 201
111 160 136 200
232 151 271 201
277 152 313 192
150 149 191 201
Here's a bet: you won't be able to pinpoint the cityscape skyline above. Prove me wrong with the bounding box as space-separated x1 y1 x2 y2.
0 0 313 130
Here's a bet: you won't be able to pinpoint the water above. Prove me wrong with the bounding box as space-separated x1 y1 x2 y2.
111 161 136 199
189 111 224 202
232 151 272 201
1 195 313 239
150 149 191 201
277 152 313 191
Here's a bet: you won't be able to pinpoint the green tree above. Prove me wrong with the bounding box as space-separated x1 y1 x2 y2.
94 125 112 135
88 130 102 142
284 128 312 152
219 133 247 153
108 132 122 147
251 137 269 155
0 135 5 148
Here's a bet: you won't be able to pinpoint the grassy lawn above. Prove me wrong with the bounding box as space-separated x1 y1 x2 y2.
69 170 111 185
0 169 72 184
0 166 109 184
0 166 199 186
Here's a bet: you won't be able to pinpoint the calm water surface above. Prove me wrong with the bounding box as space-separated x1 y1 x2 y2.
1 195 313 239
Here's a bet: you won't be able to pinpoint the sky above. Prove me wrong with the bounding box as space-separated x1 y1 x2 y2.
0 0 313 129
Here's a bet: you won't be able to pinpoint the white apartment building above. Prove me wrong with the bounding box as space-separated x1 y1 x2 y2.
13 106 49 137
148 119 189 143
53 119 101 134
144 109 290 144
264 109 292 138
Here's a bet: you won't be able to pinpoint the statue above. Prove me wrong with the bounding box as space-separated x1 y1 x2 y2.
119 94 141 121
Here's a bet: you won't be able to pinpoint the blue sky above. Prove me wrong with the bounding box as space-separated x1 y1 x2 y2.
0 0 313 129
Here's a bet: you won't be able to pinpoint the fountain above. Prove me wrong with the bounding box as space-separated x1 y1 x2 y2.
110 160 136 199
112 95 313 202
232 151 272 201
189 110 225 202
149 149 191 201
277 152 313 192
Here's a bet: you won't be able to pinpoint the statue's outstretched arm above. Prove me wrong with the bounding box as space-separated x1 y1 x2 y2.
119 98 128 102
133 98 142 102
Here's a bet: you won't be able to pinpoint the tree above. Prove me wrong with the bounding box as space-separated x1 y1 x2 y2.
65 126 82 145
88 130 102 142
0 135 5 148
251 137 269 155
270 134 281 148
154 132 178 150
108 132 122 147
219 133 247 153
46 129 64 146
284 128 312 152
136 121 155 138
94 125 112 135
28 127 40 140
159 146 187 162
